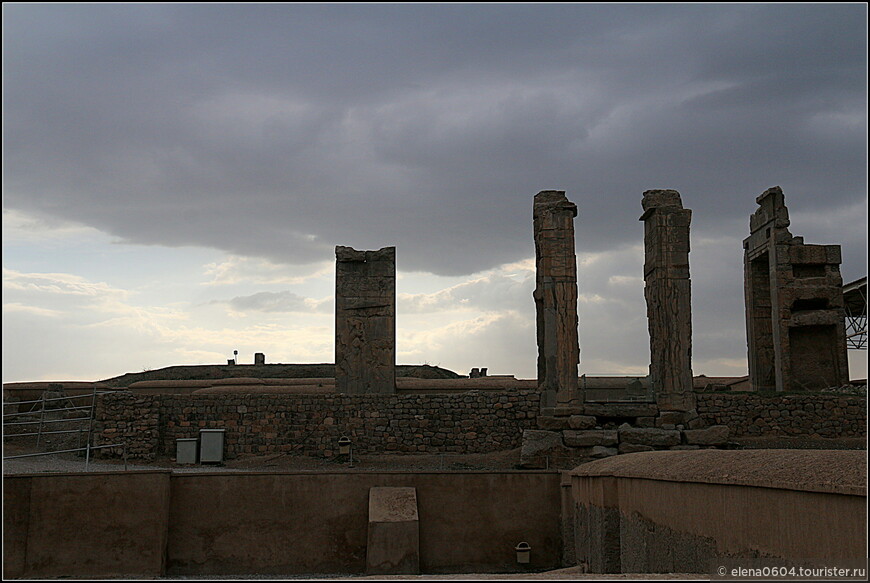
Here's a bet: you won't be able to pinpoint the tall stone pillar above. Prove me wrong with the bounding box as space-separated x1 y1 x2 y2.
533 190 580 406
640 190 694 411
743 187 849 391
335 246 396 394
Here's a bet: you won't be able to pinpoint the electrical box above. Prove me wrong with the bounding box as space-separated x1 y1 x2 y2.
199 429 225 463
176 438 198 464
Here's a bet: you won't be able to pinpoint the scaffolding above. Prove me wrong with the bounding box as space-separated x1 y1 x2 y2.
844 277 867 350
2 385 127 470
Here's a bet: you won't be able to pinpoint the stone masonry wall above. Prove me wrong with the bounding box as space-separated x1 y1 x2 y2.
94 391 540 460
94 394 161 459
93 391 866 460
695 392 866 438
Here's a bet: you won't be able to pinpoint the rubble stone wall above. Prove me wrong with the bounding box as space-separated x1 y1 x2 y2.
94 391 540 460
695 392 866 438
93 391 866 460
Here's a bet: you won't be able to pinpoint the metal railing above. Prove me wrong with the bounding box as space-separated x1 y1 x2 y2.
3 385 127 471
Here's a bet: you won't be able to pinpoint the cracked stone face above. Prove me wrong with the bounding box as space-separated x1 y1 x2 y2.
743 187 849 392
533 190 580 403
335 246 396 394
640 189 694 407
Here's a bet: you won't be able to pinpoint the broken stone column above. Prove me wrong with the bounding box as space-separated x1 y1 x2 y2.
640 190 694 411
743 187 849 391
533 190 580 406
335 246 396 394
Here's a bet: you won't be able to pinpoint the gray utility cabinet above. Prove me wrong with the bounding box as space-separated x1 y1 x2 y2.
176 438 198 464
199 429 225 463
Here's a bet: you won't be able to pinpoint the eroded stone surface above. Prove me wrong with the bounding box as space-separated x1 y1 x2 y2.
563 430 618 448
537 416 571 431
568 415 597 430
534 190 580 404
519 429 570 469
367 487 420 575
743 187 849 392
335 246 396 394
617 424 681 447
640 190 693 409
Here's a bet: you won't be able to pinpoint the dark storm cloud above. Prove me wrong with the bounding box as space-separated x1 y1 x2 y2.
3 4 866 276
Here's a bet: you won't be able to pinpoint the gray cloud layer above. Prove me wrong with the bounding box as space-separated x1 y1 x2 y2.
4 4 866 276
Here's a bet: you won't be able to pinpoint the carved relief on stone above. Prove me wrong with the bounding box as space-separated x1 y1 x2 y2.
335 246 396 394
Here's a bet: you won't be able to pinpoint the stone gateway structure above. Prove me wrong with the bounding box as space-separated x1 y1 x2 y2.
335 246 396 394
533 190 581 407
743 187 849 391
640 190 694 411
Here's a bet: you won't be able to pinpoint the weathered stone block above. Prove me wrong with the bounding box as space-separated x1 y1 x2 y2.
563 430 618 448
554 406 585 416
367 487 420 575
635 416 656 428
656 392 697 412
656 411 686 427
568 415 597 430
618 424 681 447
537 415 570 430
590 446 618 458
518 429 568 469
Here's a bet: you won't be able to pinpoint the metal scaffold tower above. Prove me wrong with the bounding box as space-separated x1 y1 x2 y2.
844 277 867 350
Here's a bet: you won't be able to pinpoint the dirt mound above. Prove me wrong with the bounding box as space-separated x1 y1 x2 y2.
99 363 461 387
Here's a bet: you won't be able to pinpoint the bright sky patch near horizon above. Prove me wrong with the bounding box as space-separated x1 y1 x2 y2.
2 4 867 383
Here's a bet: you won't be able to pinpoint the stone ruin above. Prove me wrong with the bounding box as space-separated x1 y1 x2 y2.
640 189 694 412
743 186 849 391
533 190 581 409
335 245 396 394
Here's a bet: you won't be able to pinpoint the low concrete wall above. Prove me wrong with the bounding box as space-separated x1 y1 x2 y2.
570 450 867 574
3 471 171 579
167 471 561 575
4 470 560 578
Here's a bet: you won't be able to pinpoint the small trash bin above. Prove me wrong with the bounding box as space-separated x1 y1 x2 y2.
176 438 198 464
515 542 531 564
199 429 225 463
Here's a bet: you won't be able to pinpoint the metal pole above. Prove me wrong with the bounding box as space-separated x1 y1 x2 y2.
85 384 97 471
36 391 47 448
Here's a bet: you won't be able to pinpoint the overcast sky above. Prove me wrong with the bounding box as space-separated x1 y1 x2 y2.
3 3 867 383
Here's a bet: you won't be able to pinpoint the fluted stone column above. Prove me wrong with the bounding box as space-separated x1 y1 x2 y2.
640 190 694 411
335 246 396 394
533 190 580 406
